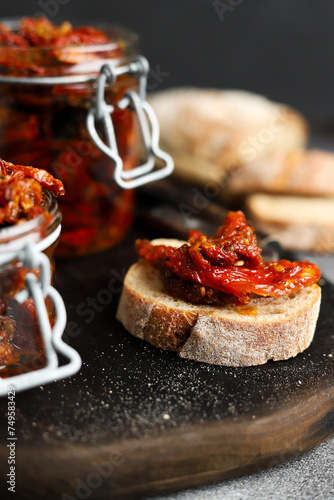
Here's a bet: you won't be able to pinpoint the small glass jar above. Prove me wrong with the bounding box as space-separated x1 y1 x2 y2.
0 20 142 256
0 190 61 378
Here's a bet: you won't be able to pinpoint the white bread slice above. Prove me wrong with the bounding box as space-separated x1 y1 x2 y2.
148 88 309 186
116 241 321 367
246 194 334 253
228 149 334 197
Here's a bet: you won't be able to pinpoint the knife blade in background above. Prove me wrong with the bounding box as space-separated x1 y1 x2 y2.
136 178 281 261
137 179 228 230
136 178 227 238
140 204 218 240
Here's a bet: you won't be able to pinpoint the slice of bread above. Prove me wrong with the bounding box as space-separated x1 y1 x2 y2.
246 194 334 253
148 88 309 186
116 251 321 367
228 149 334 197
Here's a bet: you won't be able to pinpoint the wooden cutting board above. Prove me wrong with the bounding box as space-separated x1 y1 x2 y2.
0 227 334 500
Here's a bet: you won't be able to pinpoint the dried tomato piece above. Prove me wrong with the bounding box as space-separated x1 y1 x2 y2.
0 58 45 76
1 159 64 196
53 26 119 64
175 258 320 300
0 113 40 145
0 158 64 225
0 329 15 366
0 23 28 47
211 211 262 267
1 177 43 224
54 26 110 48
136 211 321 305
0 159 7 178
19 166 65 196
18 17 72 46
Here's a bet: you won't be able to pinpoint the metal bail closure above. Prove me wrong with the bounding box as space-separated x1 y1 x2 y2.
0 242 82 396
86 57 174 189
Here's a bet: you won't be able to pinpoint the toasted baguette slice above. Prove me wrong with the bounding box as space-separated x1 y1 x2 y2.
148 88 309 186
228 149 334 197
116 246 321 367
246 194 334 253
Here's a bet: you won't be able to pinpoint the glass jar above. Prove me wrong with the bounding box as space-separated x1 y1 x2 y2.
0 190 61 378
0 20 169 256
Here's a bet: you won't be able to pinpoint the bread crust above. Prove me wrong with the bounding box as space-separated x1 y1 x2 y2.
116 260 321 367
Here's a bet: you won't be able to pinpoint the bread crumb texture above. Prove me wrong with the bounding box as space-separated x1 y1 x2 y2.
116 261 321 367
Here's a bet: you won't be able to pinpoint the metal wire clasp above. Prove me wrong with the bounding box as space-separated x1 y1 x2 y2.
86 56 174 189
0 240 82 396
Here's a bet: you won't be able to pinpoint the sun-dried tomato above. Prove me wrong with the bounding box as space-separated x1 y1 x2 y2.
0 158 64 225
18 17 72 47
53 26 121 64
0 23 27 47
1 159 64 195
0 58 46 76
136 211 321 305
0 329 14 367
53 26 110 48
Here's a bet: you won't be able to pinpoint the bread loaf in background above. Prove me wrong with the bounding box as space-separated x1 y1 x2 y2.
148 87 309 185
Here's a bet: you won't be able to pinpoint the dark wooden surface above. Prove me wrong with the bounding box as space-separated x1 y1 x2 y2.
0 221 334 500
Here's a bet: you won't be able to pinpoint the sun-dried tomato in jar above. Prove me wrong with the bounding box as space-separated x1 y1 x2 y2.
0 17 142 256
0 159 63 377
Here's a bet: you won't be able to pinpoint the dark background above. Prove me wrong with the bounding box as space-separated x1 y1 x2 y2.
2 0 334 133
